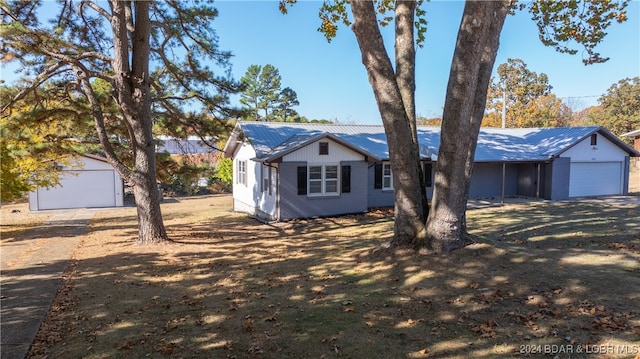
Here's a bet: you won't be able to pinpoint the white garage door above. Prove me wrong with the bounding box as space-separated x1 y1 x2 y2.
569 162 622 197
36 170 117 210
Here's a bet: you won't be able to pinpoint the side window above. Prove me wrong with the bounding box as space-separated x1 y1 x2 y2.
341 165 351 193
237 160 247 186
382 163 393 190
591 133 598 146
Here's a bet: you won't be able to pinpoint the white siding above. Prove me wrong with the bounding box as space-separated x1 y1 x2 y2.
257 163 278 219
561 134 628 161
562 134 627 197
232 142 260 214
29 156 124 210
283 139 365 162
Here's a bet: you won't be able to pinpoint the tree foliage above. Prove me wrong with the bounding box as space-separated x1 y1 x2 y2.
528 0 629 65
0 85 98 202
588 77 640 139
239 64 300 121
1 0 241 243
483 58 570 128
280 0 629 254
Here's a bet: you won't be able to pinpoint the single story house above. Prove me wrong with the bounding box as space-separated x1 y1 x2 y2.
29 154 124 211
223 121 639 221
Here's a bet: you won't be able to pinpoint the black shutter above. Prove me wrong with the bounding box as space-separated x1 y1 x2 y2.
297 166 307 195
341 165 351 193
374 163 382 189
423 162 432 187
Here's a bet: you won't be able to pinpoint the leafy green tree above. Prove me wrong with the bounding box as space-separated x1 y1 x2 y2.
0 85 98 201
1 0 241 244
282 0 430 248
276 87 300 122
239 65 263 121
240 64 283 121
484 58 555 127
213 157 233 186
282 0 629 254
588 77 640 139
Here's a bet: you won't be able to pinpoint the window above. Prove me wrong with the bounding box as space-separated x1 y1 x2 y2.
319 142 329 155
308 164 339 196
325 165 338 193
262 164 271 193
309 165 323 194
591 133 598 146
237 160 246 185
382 163 393 190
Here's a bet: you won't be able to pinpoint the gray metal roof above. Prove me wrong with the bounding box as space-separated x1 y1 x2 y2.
234 121 638 162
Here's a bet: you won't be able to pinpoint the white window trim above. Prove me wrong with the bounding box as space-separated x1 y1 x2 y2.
237 160 247 186
308 163 340 197
382 162 393 190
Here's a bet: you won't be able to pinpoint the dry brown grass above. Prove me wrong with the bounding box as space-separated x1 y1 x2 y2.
16 192 640 358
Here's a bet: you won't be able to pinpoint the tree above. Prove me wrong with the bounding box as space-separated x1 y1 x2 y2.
276 87 300 121
239 64 283 121
588 77 640 139
425 1 511 253
2 1 241 243
484 58 555 127
282 0 628 254
239 65 263 121
0 85 98 202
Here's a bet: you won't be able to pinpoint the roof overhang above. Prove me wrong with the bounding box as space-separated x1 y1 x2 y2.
222 122 245 158
260 132 380 163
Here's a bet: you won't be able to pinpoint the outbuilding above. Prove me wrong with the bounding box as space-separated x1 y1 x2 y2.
29 154 124 211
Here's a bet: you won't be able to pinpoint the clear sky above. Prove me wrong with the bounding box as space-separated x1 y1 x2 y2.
212 0 640 125
1 1 638 126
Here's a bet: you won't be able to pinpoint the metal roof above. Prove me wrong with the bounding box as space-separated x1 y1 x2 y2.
232 121 638 162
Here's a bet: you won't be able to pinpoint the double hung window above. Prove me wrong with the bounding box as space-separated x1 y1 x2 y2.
382 163 393 190
237 160 247 185
308 164 339 196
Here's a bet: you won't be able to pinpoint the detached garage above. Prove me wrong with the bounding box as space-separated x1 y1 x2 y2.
29 155 124 211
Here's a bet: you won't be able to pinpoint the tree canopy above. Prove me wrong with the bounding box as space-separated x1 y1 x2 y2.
1 0 241 243
483 58 569 128
280 0 629 254
239 64 300 122
588 77 640 139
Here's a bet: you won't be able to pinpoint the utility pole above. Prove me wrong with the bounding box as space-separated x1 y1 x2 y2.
501 84 507 129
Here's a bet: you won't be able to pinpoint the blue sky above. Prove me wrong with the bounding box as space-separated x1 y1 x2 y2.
212 0 640 125
1 1 637 126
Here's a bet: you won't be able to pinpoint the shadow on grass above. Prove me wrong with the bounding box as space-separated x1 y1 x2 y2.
26 197 640 358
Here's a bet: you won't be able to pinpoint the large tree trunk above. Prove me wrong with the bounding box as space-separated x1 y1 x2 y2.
426 1 511 254
110 0 168 244
351 0 426 247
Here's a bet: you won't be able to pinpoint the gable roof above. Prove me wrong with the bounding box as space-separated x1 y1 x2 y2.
225 121 639 162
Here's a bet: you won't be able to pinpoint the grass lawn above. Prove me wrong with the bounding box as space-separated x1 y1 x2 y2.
3 185 640 358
